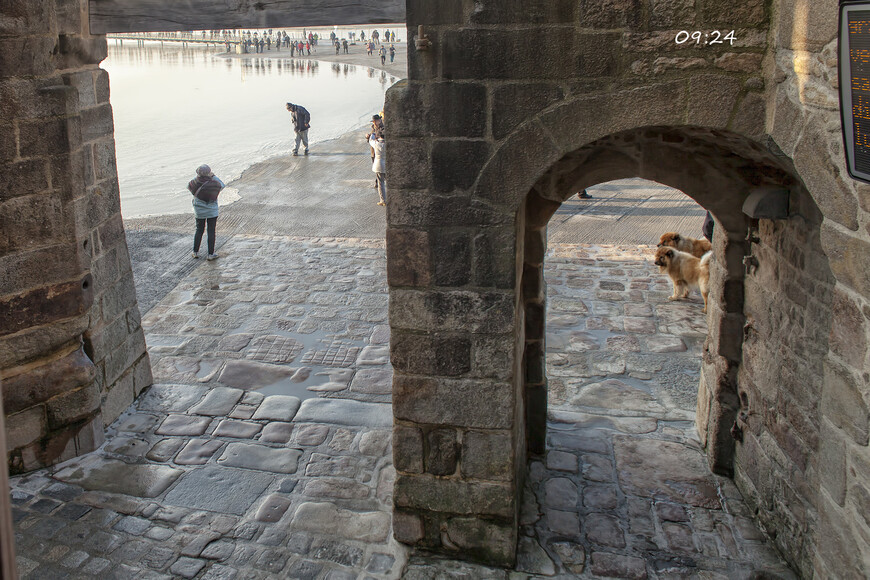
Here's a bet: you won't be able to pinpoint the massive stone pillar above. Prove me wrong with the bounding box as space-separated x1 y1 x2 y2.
1 0 151 473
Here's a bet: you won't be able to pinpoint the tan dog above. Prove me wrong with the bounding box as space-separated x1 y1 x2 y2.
654 247 712 312
658 232 712 258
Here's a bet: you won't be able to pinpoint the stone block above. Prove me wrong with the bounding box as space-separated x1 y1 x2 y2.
431 139 490 193
99 270 137 322
84 313 128 363
471 334 516 380
53 35 108 70
55 0 83 35
426 428 458 476
218 443 302 474
0 37 55 77
394 473 514 518
387 137 429 190
650 0 695 28
444 516 517 566
55 455 182 498
698 0 764 25
431 228 472 286
473 225 519 289
291 502 390 542
394 376 514 429
470 0 576 24
773 0 837 51
18 116 75 158
442 28 618 80
389 288 515 333
794 127 859 231
2 345 96 414
816 492 865 578
461 430 514 481
391 331 471 376
388 190 512 229
5 405 46 451
687 74 741 128
45 381 100 430
0 194 67 258
95 69 110 103
63 70 96 108
294 398 392 428
80 104 115 144
101 370 135 426
580 0 642 28
425 82 487 138
821 362 869 446
590 551 647 579
820 225 870 300
394 425 424 473
406 0 466 25
492 82 565 140
0 159 50 202
819 420 847 506
0 124 15 162
103 331 147 389
829 289 867 368
393 509 425 544
92 139 118 182
190 387 244 416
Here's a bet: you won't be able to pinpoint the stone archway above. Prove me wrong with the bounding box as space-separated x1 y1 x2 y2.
518 125 801 475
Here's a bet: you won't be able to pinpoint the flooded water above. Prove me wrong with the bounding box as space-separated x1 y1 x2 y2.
102 41 397 218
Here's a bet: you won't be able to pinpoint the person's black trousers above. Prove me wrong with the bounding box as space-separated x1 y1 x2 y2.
194 217 217 254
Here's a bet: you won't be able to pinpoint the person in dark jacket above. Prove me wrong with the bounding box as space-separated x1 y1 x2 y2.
187 164 225 260
286 102 311 155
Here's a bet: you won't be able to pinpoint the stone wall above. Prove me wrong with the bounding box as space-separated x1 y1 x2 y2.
730 0 870 577
389 0 780 566
1 0 151 473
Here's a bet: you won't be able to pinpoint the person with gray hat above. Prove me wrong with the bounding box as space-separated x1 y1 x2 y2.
286 102 311 156
187 164 225 260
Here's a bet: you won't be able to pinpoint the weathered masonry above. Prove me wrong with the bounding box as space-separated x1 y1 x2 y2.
2 0 869 577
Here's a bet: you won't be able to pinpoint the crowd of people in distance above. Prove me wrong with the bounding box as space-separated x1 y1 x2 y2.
221 28 400 58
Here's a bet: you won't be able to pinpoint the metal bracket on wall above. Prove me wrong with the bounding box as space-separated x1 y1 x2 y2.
415 25 432 51
744 220 760 275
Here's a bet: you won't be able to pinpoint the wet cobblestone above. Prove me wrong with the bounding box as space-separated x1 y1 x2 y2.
10 240 794 578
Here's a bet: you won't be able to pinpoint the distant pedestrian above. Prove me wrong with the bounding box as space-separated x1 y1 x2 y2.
188 164 224 260
368 130 386 206
290 40 295 56
369 114 384 189
335 40 340 54
389 44 395 62
286 102 311 156
305 41 310 55
342 38 348 53
379 45 386 65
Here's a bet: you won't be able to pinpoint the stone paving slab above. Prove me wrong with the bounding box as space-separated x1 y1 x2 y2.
163 466 274 515
10 241 793 579
295 397 393 427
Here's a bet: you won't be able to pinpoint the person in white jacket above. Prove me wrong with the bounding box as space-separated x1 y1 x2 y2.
368 130 386 206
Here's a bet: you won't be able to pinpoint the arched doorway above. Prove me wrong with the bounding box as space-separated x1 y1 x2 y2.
518 126 801 473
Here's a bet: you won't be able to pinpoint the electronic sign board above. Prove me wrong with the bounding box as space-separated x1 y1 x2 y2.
840 1 870 183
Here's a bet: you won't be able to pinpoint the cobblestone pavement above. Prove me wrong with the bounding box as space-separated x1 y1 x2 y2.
9 239 795 579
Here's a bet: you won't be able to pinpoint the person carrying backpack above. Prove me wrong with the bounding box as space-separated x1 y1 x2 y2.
286 102 311 156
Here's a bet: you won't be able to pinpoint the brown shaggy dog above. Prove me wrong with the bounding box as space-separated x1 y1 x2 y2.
658 232 712 258
654 246 712 312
